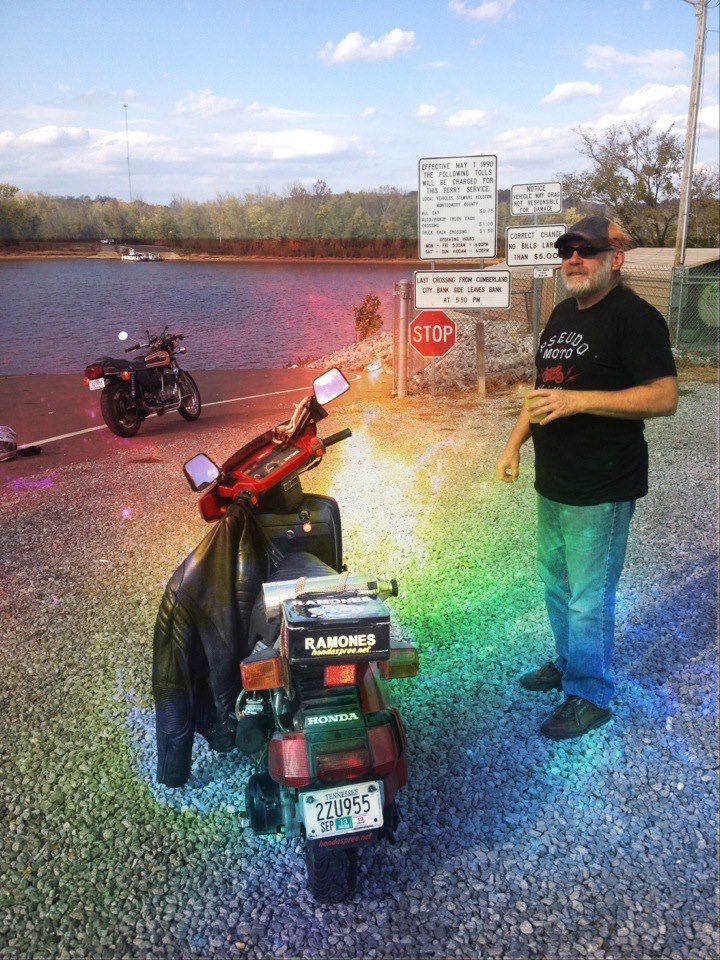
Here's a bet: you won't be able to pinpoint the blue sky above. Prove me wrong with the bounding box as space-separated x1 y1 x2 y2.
1 0 718 203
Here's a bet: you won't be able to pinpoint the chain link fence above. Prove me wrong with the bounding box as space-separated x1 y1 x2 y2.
393 254 718 394
554 257 719 356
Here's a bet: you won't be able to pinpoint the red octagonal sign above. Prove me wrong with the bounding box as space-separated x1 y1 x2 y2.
409 310 457 359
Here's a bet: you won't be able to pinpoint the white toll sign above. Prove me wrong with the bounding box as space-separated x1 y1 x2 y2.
419 155 497 260
414 270 511 309
511 181 562 216
505 224 566 267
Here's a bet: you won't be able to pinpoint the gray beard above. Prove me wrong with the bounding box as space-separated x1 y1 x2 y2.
564 257 615 299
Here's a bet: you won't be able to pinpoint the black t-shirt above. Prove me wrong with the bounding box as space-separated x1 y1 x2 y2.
531 284 677 506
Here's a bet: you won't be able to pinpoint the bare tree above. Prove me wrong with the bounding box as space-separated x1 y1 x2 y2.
557 122 717 248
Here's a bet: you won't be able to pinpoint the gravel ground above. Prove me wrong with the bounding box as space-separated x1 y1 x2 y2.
0 369 717 960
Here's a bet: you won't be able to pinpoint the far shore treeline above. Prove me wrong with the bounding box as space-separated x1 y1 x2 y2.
1 150 718 259
0 179 572 260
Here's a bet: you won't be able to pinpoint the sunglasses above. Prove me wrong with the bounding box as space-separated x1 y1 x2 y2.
557 244 613 260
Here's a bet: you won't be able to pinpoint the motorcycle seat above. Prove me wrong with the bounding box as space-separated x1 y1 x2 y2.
96 355 148 373
266 551 337 584
247 551 337 651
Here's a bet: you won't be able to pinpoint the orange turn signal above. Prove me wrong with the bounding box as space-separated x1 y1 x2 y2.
379 640 419 679
120 370 131 381
241 649 288 691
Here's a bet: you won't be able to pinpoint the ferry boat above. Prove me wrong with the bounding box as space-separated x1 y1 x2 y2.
120 247 163 262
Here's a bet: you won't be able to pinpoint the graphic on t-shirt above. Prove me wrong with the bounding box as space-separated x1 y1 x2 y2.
540 363 578 385
538 330 589 386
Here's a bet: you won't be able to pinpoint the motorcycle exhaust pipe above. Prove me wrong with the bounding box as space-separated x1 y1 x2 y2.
262 574 398 622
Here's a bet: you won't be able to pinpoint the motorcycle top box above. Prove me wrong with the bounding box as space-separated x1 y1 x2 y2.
282 592 391 665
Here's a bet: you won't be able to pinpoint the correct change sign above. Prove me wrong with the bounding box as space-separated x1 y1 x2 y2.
511 181 562 216
419 155 497 260
505 224 566 267
414 270 511 309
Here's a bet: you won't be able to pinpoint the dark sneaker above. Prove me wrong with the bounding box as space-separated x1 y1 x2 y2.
540 695 611 740
519 660 563 692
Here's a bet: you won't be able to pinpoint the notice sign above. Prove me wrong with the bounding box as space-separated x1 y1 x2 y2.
414 270 511 309
419 155 497 260
511 181 562 216
505 224 566 267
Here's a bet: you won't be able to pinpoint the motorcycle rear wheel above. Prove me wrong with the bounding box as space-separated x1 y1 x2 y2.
100 380 142 437
177 372 201 421
305 842 358 903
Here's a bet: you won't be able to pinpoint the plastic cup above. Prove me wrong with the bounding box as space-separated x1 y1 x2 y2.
520 386 544 424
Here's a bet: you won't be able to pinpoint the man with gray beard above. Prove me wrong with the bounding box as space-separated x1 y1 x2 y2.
496 217 678 739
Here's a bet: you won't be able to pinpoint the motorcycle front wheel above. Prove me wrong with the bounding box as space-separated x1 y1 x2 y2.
305 842 358 903
100 380 142 437
177 371 201 421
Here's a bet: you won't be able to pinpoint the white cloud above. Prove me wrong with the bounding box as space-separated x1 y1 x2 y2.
449 0 515 21
541 81 602 105
359 107 377 118
447 108 491 127
585 44 687 80
203 129 359 161
174 92 316 123
175 89 242 117
493 125 574 166
698 104 719 132
320 28 415 63
245 102 315 121
416 104 439 118
616 82 689 115
589 82 691 132
17 125 89 147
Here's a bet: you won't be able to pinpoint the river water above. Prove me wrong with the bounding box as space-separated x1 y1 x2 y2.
0 259 414 375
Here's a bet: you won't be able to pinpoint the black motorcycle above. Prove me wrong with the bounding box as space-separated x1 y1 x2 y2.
83 327 201 437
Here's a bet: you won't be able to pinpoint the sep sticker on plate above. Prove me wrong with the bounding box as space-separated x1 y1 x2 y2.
302 781 383 838
88 377 106 391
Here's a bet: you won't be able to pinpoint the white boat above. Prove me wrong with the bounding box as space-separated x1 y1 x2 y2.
121 247 163 262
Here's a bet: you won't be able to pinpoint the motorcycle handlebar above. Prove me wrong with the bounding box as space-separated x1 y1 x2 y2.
322 428 352 449
124 332 185 352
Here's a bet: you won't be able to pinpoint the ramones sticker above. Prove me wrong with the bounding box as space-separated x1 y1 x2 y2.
303 633 377 656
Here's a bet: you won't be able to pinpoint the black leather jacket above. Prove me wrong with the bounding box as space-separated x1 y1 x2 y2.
152 501 264 787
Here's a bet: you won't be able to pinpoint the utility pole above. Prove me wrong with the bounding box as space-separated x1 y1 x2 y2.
123 103 133 202
674 0 708 266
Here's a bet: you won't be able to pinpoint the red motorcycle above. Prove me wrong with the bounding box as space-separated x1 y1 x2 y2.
180 368 418 902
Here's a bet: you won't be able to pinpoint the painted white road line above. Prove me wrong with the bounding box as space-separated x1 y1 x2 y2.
26 375 359 448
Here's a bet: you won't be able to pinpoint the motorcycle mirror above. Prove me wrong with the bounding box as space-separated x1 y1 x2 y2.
313 368 349 406
183 453 220 492
118 331 128 341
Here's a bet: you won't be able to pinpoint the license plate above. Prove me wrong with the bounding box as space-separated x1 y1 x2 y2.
301 781 383 838
88 377 106 391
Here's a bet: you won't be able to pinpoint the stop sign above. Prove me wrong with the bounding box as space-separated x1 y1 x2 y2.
409 310 457 358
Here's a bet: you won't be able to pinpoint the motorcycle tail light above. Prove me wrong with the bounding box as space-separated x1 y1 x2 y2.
324 663 356 687
241 650 288 691
379 641 419 679
367 722 398 775
84 363 104 380
268 733 311 787
315 745 371 782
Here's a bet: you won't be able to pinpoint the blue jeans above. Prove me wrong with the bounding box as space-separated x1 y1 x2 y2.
536 494 635 709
